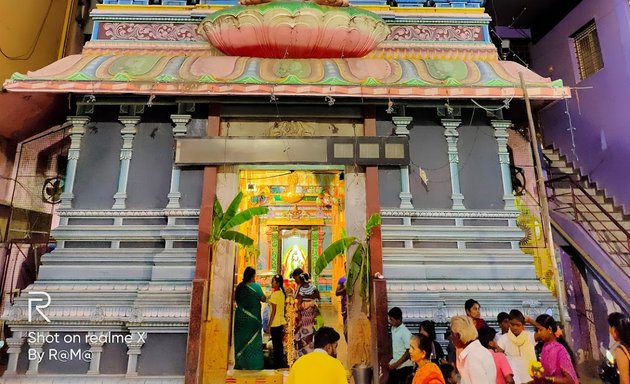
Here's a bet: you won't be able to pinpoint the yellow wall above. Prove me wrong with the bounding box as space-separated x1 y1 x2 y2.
0 0 72 87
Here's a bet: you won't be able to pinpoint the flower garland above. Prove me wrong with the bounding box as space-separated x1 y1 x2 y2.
285 295 298 367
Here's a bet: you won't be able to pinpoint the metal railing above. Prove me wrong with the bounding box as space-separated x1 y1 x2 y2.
546 174 630 274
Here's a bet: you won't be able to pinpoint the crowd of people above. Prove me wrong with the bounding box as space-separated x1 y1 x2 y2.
232 267 629 384
388 300 630 384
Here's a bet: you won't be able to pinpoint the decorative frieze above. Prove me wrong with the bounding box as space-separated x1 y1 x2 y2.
380 209 520 219
387 25 483 42
100 22 201 41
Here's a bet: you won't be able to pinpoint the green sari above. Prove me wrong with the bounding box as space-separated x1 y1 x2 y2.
234 282 264 370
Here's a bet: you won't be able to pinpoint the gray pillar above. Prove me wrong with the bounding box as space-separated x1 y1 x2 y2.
491 120 516 210
125 332 145 377
392 116 414 210
166 114 191 209
87 331 105 374
59 116 90 209
5 332 25 376
442 119 465 210
26 331 47 375
113 116 141 209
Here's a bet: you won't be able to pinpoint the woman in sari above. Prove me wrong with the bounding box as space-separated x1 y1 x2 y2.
530 315 578 384
292 268 320 359
409 334 446 384
234 267 266 370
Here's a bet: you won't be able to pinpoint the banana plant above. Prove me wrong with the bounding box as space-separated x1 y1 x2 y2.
314 213 381 311
209 191 269 250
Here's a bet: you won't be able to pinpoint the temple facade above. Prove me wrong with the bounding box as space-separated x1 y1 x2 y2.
1 0 568 382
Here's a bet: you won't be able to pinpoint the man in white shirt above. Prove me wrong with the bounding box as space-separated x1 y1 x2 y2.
451 315 496 384
388 307 413 384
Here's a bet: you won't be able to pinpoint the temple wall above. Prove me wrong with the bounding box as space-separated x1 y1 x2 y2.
377 108 558 329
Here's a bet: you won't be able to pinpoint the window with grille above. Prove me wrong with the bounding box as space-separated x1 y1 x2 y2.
571 20 604 81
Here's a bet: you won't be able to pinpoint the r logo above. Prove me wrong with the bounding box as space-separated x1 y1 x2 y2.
28 291 51 323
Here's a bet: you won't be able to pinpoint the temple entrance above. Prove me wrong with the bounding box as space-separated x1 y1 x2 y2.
231 168 348 371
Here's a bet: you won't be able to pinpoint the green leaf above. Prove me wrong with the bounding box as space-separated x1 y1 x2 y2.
365 213 381 239
221 230 254 247
346 245 364 296
220 192 244 230
210 197 223 245
223 206 269 229
313 237 357 276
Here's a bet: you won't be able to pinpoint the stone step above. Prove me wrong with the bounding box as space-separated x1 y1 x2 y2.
585 228 629 243
564 210 625 221
550 160 569 169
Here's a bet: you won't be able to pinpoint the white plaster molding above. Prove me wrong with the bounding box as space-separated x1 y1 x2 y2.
380 209 519 219
56 209 199 217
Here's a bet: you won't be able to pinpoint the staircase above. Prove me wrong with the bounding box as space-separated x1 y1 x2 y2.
542 147 630 289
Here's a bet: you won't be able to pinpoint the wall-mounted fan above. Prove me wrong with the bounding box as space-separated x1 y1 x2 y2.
510 165 526 196
42 177 65 204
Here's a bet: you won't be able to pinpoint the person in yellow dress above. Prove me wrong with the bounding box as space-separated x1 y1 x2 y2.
287 327 347 384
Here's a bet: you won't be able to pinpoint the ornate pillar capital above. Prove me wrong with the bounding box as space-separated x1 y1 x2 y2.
392 116 413 136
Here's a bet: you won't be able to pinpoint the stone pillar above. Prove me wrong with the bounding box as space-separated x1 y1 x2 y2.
491 120 516 210
166 114 191 209
113 116 141 209
26 331 47 375
125 332 146 377
59 116 90 209
87 331 105 375
5 332 25 375
392 116 414 210
442 119 465 210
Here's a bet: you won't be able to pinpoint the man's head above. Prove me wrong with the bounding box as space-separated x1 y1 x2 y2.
387 307 403 327
508 309 526 336
314 326 341 358
450 315 478 348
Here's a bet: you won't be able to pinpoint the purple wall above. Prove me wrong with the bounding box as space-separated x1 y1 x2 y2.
531 0 630 211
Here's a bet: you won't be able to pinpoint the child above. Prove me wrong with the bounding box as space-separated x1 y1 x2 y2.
496 312 510 341
439 364 457 384
530 315 578 384
479 326 515 384
497 310 536 384
409 334 446 384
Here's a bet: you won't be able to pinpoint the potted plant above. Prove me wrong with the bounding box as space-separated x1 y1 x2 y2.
314 213 381 384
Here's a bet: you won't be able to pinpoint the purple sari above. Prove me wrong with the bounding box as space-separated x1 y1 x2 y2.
540 341 578 384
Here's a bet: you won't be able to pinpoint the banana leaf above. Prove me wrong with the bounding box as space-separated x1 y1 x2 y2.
313 237 357 276
220 191 243 229
210 197 224 244
365 213 381 238
221 230 255 247
223 206 269 229
346 244 364 296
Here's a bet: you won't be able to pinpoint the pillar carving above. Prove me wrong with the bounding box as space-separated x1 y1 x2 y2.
125 332 146 377
5 332 25 376
442 119 465 210
113 116 141 209
59 116 90 209
166 114 191 209
392 116 414 209
491 120 516 210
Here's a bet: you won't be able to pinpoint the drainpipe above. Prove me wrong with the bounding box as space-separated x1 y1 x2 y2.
519 72 568 326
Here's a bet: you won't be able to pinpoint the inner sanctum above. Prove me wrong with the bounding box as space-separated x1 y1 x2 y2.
232 168 348 368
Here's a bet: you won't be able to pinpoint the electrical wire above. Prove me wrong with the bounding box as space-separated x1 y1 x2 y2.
0 0 54 61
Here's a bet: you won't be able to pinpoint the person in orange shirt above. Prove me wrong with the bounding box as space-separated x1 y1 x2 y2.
409 334 446 384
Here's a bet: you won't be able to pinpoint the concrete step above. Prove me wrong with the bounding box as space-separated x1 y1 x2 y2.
569 210 625 221
550 160 569 169
553 186 601 198
586 228 629 243
554 192 606 205
583 220 630 231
